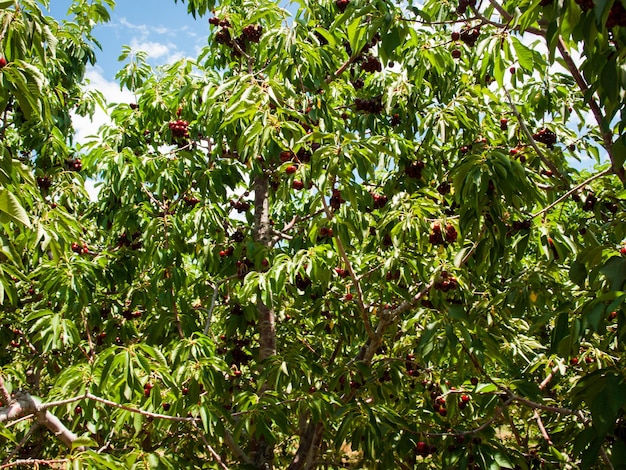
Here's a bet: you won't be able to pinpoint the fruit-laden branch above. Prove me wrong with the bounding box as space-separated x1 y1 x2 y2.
0 392 80 450
425 396 514 437
318 188 376 342
531 167 612 219
556 37 626 184
487 0 625 184
503 88 567 184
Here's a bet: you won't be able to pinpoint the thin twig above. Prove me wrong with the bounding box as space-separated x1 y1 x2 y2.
539 364 561 390
203 283 220 335
191 422 230 470
531 168 611 219
533 409 553 445
1 423 40 466
84 393 196 423
318 187 375 341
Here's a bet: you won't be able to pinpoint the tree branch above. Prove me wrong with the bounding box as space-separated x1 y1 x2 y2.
0 392 80 450
531 167 611 219
533 409 553 445
318 189 376 342
556 36 626 184
503 88 567 184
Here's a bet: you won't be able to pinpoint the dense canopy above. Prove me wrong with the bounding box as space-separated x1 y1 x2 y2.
1 0 626 468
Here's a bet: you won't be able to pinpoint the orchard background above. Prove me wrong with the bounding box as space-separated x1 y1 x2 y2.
1 0 626 468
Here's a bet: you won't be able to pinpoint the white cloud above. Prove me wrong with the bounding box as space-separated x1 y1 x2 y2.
72 66 134 144
129 38 176 60
71 67 134 201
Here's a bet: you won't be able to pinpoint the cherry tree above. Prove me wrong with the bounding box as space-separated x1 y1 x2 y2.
1 0 626 468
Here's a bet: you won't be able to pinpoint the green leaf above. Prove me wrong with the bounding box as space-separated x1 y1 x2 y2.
600 256 626 291
0 189 31 227
510 36 534 71
71 436 97 450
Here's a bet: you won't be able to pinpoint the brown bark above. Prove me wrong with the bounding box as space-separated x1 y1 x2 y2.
251 174 277 469
0 392 80 451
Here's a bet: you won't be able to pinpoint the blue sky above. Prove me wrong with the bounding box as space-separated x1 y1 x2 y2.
46 1 211 145
49 1 208 79
46 0 597 171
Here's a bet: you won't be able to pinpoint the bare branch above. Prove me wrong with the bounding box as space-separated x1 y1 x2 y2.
84 393 195 423
191 422 231 470
533 409 553 445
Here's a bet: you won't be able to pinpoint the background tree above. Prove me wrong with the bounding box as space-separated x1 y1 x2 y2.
1 0 626 468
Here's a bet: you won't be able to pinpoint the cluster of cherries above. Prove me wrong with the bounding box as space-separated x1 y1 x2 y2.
71 241 89 255
66 157 82 172
405 160 425 179
433 271 458 292
229 199 250 213
429 221 457 245
459 26 481 47
37 175 52 190
371 192 388 209
169 119 189 139
318 226 334 240
335 0 350 12
329 189 345 210
456 0 477 15
183 194 200 207
607 1 626 28
242 24 263 43
210 16 263 55
354 97 383 114
362 54 382 73
532 128 557 148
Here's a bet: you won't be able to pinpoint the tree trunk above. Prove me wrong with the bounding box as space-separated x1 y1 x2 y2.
251 174 277 469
